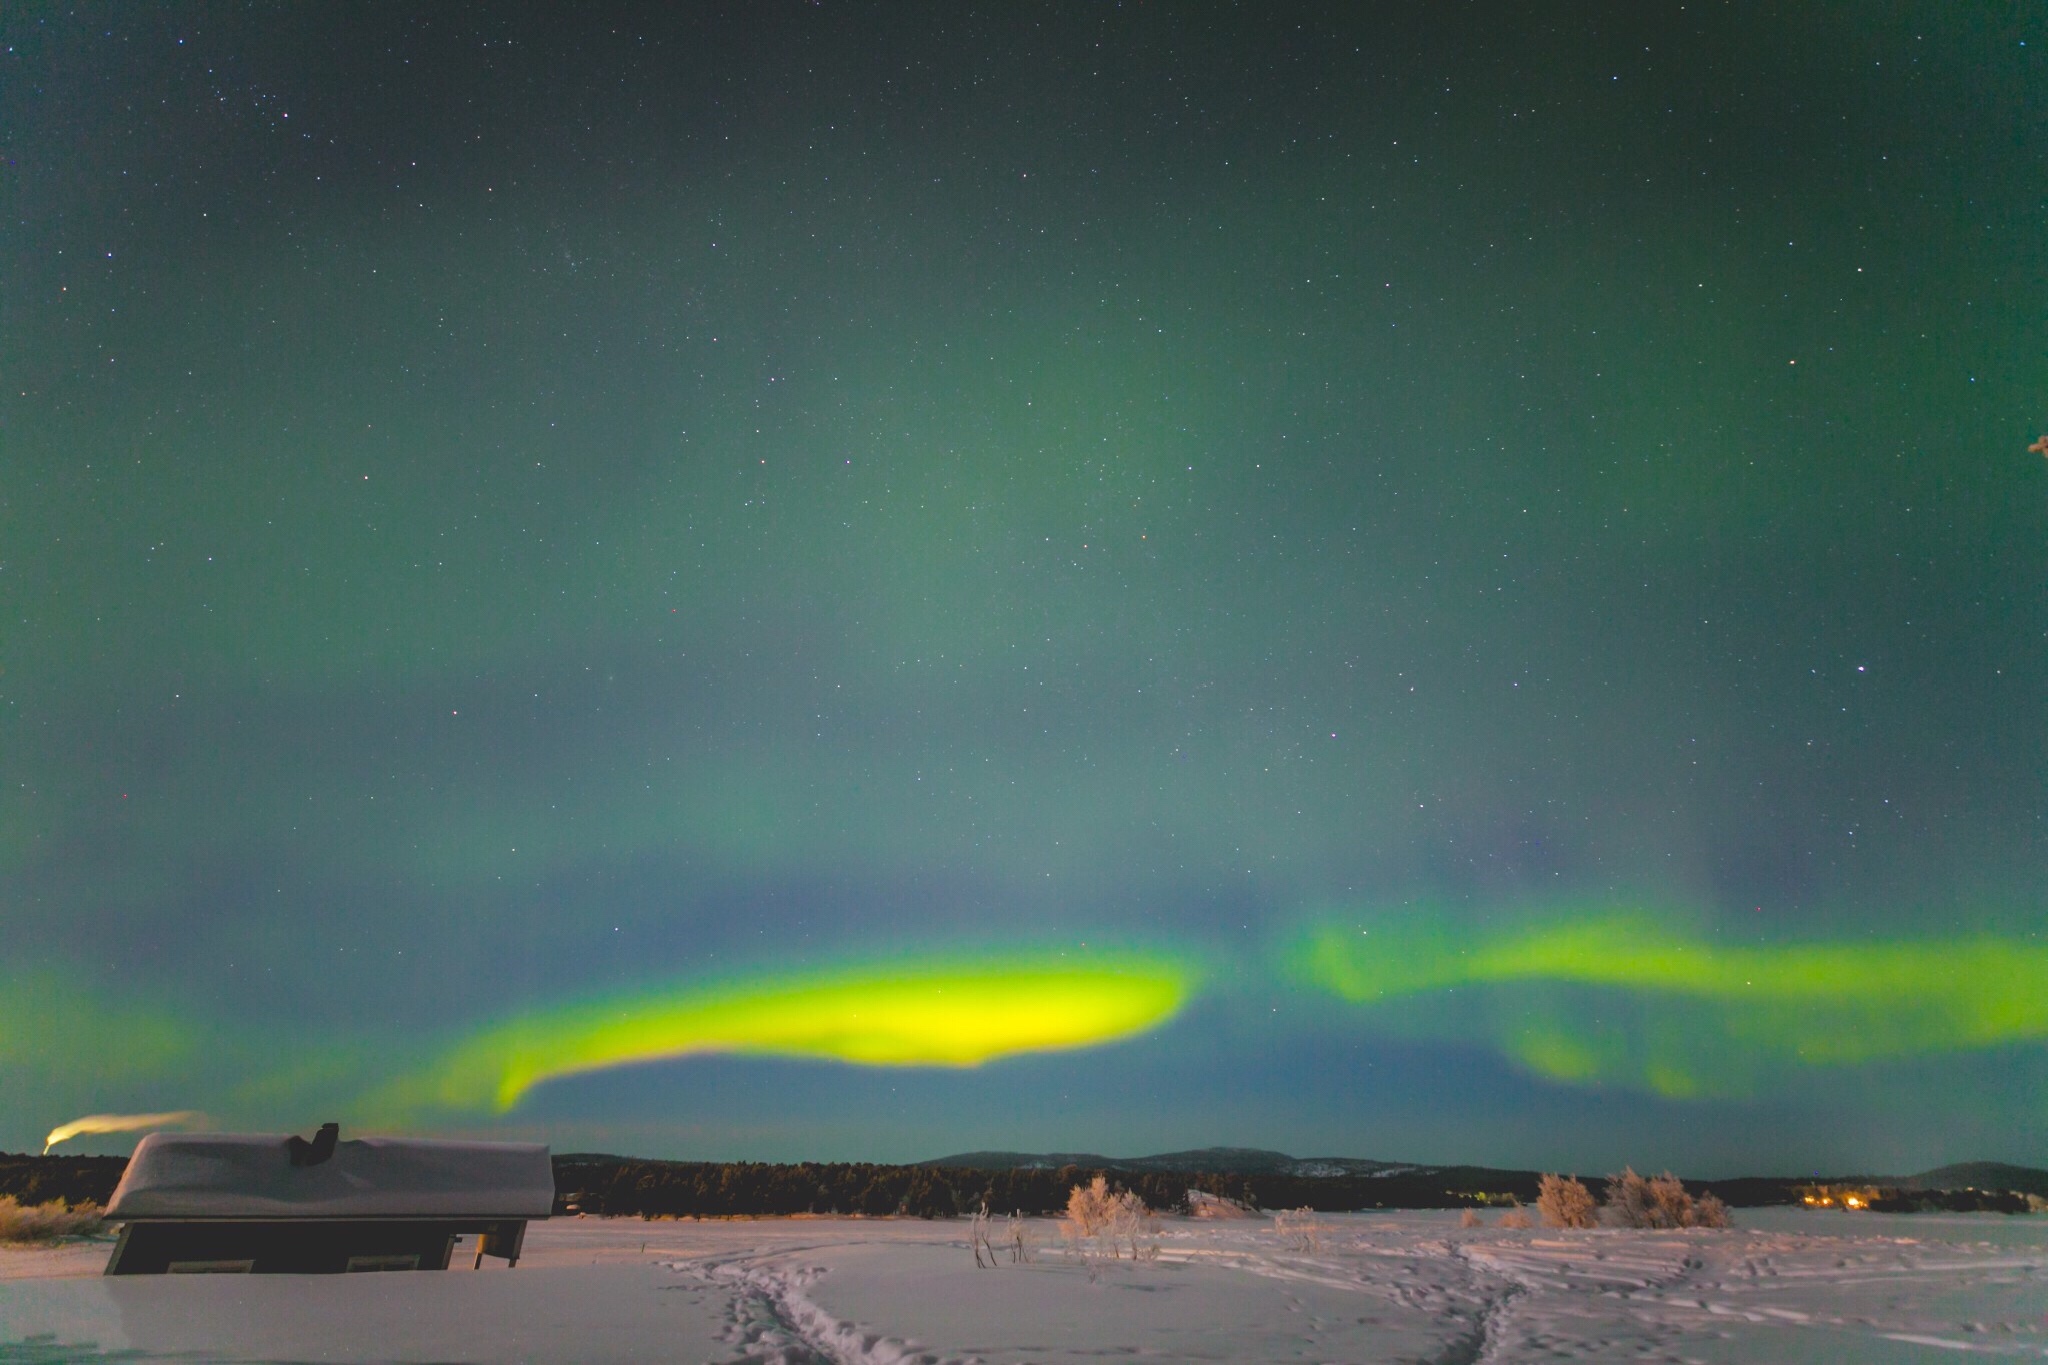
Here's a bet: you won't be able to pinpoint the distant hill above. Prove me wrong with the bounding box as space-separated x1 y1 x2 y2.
1905 1163 2048 1197
927 1147 1409 1177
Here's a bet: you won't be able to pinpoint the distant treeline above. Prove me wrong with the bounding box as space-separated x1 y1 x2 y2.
1804 1185 2040 1215
1880 1189 2037 1214
2 1151 2035 1219
555 1162 2047 1218
0 1155 125 1208
552 1157 1553 1218
590 1161 1180 1218
7 1150 1554 1217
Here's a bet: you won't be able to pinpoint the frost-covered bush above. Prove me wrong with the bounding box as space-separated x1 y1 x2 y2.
1458 1208 1483 1228
0 1197 103 1244
1063 1177 1156 1262
1065 1176 1116 1237
1271 1207 1325 1252
1692 1192 1732 1229
1106 1189 1159 1261
1601 1169 1731 1229
1601 1168 1659 1228
1536 1174 1598 1229
1496 1205 1532 1229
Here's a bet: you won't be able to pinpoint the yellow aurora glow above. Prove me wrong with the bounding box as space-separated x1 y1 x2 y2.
389 954 1193 1114
1294 911 2048 1095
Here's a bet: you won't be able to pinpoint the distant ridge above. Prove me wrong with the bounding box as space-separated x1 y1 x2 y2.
925 1146 1408 1177
1903 1162 2048 1197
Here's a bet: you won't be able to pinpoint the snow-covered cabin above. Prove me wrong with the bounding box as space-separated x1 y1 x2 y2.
103 1128 553 1274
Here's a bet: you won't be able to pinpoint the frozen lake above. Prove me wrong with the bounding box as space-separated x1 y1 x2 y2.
4 1208 2046 1362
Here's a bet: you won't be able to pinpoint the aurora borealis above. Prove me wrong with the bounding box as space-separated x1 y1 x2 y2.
1295 913 2048 1098
373 956 1195 1118
6 4 2047 1172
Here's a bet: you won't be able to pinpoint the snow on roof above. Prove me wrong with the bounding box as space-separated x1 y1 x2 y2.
105 1132 554 1220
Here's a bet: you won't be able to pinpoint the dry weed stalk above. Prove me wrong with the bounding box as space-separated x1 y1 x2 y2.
0 1197 103 1244
1005 1211 1034 1262
969 1202 999 1268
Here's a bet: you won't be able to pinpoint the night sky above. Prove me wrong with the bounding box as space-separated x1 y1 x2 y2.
6 3 2046 1175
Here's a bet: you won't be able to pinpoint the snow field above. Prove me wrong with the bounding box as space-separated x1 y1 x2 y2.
1 1210 2044 1362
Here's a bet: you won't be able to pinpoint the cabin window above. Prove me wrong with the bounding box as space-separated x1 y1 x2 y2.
346 1253 422 1273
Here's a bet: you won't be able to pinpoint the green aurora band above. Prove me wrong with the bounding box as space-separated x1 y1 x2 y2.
13 921 2048 1132
1293 912 2048 1098
373 954 1194 1117
0 970 196 1090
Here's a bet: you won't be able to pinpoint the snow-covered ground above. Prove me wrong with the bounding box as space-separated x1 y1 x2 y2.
3 1208 2045 1362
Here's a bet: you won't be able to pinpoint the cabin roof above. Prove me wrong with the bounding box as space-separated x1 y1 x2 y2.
105 1132 554 1220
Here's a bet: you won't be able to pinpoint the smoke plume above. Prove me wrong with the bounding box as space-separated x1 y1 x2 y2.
43 1111 201 1154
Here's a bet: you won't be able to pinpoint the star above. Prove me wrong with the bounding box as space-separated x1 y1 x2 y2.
2032 435 2048 458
